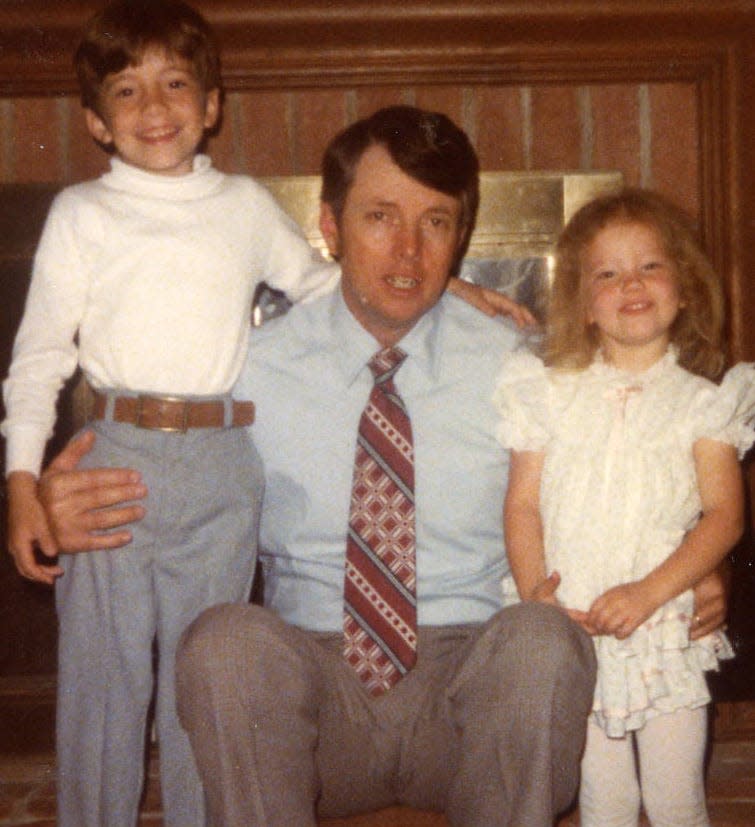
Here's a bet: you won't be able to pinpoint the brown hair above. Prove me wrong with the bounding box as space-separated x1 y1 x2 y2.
74 0 221 114
320 105 480 275
544 187 726 380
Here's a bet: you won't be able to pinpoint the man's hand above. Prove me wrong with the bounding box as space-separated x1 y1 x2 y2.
446 277 537 328
690 565 729 640
39 430 147 553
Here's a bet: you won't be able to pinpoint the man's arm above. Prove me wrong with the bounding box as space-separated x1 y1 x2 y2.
38 430 147 552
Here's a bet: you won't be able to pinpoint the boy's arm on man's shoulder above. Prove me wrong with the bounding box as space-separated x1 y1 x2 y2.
254 185 341 304
446 277 536 329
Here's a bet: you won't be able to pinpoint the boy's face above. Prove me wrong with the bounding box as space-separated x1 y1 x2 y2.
85 46 219 177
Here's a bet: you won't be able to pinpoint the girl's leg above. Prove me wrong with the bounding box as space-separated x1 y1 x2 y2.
579 717 640 827
636 706 710 827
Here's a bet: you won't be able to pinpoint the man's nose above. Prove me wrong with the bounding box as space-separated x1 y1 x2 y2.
396 223 421 260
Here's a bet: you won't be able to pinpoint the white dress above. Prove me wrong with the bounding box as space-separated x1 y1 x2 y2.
494 347 755 736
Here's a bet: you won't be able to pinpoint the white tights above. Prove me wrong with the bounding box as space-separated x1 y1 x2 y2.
579 707 710 827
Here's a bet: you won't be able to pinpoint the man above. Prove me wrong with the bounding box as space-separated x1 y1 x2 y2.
39 106 725 826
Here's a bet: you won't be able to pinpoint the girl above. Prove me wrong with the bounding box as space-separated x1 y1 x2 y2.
494 188 755 826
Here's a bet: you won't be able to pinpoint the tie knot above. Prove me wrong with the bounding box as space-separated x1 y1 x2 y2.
368 347 407 383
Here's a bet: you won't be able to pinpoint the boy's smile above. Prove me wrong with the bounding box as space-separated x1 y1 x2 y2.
85 46 219 176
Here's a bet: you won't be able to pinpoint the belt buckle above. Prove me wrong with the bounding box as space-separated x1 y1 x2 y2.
135 395 190 433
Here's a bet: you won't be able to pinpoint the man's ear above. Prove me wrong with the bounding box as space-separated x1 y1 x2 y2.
84 108 113 146
319 202 341 260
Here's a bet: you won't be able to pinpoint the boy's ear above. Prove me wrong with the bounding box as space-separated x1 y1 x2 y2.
319 202 341 260
203 88 220 130
84 108 113 146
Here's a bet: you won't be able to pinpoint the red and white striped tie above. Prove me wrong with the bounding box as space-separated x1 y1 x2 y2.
343 347 417 696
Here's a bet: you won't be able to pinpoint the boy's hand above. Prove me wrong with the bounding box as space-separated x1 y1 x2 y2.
587 581 657 640
446 277 537 328
39 430 146 553
6 471 63 585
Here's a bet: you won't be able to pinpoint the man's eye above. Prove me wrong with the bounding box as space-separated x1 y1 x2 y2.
168 79 188 89
642 261 661 271
595 270 615 280
115 87 133 98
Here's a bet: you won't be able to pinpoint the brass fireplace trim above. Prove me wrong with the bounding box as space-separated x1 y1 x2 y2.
262 170 624 261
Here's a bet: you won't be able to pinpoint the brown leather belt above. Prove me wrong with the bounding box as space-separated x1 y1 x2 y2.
90 391 255 432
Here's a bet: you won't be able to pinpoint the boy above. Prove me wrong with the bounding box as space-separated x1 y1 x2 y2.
1 1 340 825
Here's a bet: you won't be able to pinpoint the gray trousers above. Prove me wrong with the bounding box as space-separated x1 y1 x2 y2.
55 420 263 827
176 600 596 827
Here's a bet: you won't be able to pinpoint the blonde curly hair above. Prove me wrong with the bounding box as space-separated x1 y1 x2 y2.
543 188 726 381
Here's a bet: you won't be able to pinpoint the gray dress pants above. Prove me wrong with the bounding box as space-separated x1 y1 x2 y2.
176 600 596 827
55 420 263 827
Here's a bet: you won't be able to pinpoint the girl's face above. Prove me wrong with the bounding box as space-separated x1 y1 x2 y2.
581 219 683 372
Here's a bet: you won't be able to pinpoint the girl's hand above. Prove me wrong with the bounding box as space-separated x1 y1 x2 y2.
528 570 562 607
587 581 658 639
6 471 63 585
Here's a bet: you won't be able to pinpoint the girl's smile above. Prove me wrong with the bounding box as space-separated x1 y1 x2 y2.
582 220 684 372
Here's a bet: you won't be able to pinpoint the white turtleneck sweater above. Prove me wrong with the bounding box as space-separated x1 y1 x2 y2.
2 155 339 475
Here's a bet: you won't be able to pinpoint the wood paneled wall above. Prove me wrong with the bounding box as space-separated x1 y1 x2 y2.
1 0 755 735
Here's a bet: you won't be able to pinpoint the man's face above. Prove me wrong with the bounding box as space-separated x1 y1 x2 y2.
320 144 465 347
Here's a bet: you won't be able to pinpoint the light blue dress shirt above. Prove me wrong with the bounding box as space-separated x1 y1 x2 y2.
238 288 521 631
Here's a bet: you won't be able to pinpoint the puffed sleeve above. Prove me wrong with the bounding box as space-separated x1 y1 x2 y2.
492 348 551 451
690 362 755 458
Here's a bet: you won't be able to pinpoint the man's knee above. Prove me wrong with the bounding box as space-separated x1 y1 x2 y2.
176 603 273 717
179 603 253 674
449 603 594 712
489 602 595 680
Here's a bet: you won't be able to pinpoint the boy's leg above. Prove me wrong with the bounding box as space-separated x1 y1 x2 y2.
55 425 157 827
444 602 596 827
637 706 710 827
579 717 640 827
153 429 263 827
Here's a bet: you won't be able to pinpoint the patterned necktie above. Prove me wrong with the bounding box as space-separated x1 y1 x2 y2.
343 346 417 696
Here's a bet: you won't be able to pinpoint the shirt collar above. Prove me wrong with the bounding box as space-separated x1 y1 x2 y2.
328 287 444 387
103 153 222 200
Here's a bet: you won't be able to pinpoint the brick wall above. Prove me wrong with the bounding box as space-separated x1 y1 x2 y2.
0 82 700 218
